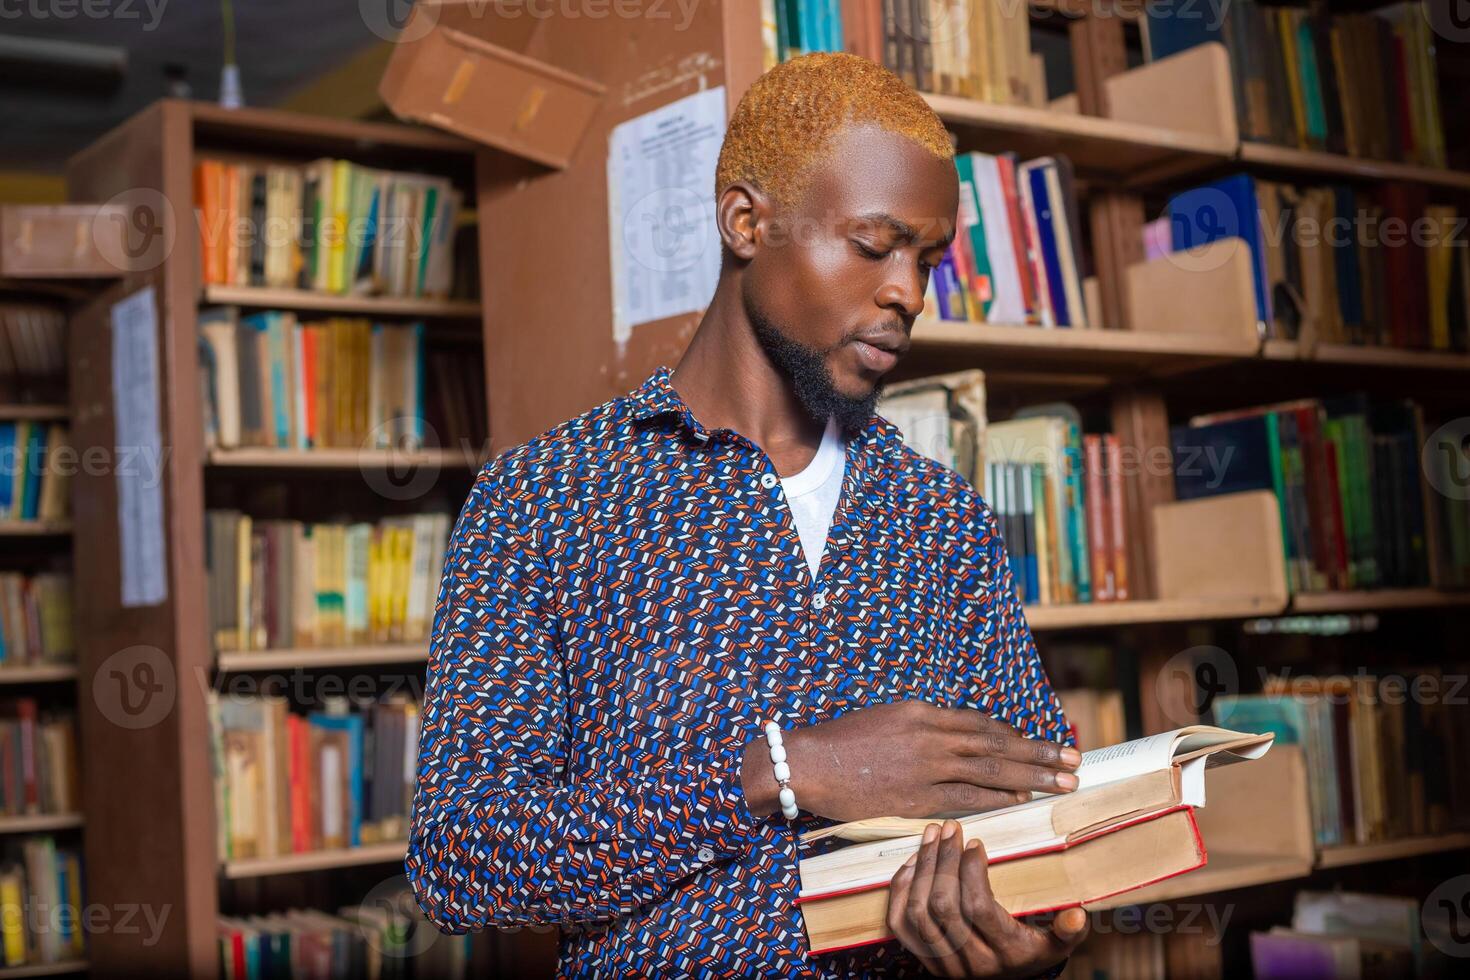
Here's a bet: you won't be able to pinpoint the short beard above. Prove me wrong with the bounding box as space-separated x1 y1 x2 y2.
748 301 882 439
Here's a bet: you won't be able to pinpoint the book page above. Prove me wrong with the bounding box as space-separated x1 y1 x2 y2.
1072 730 1184 791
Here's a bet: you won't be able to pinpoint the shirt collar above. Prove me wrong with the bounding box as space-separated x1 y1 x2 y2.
625 363 905 453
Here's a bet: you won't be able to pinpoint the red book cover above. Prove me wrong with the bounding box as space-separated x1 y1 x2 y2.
1323 440 1350 588
288 714 311 853
1104 434 1129 602
1084 435 1112 601
16 699 36 812
798 807 1208 954
997 155 1037 321
301 324 317 448
0 727 14 816
1294 406 1338 591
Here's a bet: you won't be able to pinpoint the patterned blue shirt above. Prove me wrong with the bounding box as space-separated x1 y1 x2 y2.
407 365 1073 977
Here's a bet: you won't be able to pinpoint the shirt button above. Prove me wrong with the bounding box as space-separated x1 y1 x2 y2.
697 846 716 863
813 591 827 610
759 473 778 489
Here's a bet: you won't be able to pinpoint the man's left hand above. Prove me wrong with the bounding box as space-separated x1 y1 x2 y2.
885 819 1089 978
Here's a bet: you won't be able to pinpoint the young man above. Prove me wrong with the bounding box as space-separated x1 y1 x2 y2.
408 53 1087 978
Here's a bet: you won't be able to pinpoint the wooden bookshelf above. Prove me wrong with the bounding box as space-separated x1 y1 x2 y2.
1094 850 1314 909
1290 589 1470 615
0 961 89 978
0 521 71 537
1316 833 1470 869
1026 595 1287 632
0 813 83 835
206 447 481 470
1239 140 1470 192
923 94 1233 184
0 665 77 685
221 840 408 880
202 285 481 318
1262 338 1470 372
0 404 67 422
216 644 428 672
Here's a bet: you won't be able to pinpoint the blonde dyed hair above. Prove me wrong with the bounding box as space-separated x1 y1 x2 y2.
715 52 954 211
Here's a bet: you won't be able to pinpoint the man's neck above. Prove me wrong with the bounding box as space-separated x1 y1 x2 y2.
670 278 828 478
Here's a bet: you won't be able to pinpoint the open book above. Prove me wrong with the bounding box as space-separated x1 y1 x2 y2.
799 726 1275 845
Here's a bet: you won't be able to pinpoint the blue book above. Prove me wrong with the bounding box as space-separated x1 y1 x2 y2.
1168 173 1270 326
267 313 290 447
22 424 44 520
0 422 14 517
1026 163 1071 327
1170 415 1277 501
826 0 844 52
1020 464 1039 603
309 713 365 847
800 0 821 54
1332 186 1363 332
1143 0 1227 59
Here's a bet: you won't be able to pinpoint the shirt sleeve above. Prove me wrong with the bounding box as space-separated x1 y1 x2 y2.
942 490 1075 748
406 472 767 932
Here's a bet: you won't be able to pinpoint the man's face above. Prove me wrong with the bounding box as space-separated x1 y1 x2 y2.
742 123 958 418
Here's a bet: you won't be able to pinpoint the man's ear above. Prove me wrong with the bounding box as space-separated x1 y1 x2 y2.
715 181 768 262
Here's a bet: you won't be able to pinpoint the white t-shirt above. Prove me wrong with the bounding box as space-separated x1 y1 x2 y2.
781 416 846 581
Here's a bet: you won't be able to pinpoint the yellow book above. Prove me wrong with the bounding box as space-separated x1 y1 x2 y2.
1278 9 1308 150
329 160 352 293
0 871 23 965
235 514 253 651
1426 206 1455 350
368 526 386 643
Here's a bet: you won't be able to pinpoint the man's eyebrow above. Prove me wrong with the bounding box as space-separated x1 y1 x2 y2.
854 211 954 248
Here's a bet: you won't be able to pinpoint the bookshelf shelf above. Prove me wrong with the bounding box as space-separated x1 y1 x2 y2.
221 840 408 880
1289 589 1470 615
201 285 481 319
0 960 89 978
925 94 1233 184
1239 141 1470 191
1025 596 1287 632
1261 339 1470 372
909 319 1255 375
216 644 429 672
0 521 71 537
1316 833 1470 869
0 405 67 422
0 666 77 685
185 100 475 156
205 447 481 470
0 813 83 835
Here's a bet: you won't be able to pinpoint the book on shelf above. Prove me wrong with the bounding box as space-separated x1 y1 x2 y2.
0 422 70 523
795 727 1274 954
0 572 73 667
1146 0 1446 167
766 0 1044 103
930 153 1089 328
1252 889 1444 978
209 693 419 861
199 307 488 454
1214 665 1470 847
205 511 451 653
0 835 84 967
875 369 986 489
193 157 463 300
0 301 66 406
1171 395 1467 592
1054 688 1125 752
217 886 471 979
0 700 78 818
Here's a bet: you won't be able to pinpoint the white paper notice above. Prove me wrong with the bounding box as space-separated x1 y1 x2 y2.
110 286 168 607
607 86 725 343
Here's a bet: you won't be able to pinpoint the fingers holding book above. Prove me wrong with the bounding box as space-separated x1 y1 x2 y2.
885 818 1088 978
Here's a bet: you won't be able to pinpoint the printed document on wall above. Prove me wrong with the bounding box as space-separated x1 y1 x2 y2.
110 286 168 607
607 86 725 343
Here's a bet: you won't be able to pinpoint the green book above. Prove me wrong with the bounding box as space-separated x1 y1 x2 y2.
953 153 993 321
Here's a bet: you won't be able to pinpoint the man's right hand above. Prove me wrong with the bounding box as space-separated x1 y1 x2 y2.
739 700 1081 823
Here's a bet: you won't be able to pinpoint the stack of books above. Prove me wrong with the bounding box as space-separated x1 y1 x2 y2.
1252 890 1441 978
209 694 420 860
764 0 1043 103
217 887 471 979
1166 173 1470 347
0 572 72 667
0 835 84 968
199 307 488 454
0 700 78 817
1170 395 1467 592
205 511 451 653
795 726 1273 953
931 154 1089 328
0 301 66 405
0 423 70 524
192 158 462 299
1147 0 1446 166
1215 667 1470 848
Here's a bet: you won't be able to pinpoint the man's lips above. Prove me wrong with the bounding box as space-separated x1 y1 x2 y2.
851 336 905 371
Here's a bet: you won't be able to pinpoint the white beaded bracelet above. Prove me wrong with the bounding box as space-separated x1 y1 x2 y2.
763 721 799 820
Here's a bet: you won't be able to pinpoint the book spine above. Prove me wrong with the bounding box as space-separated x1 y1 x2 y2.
1085 435 1112 601
1104 435 1128 602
